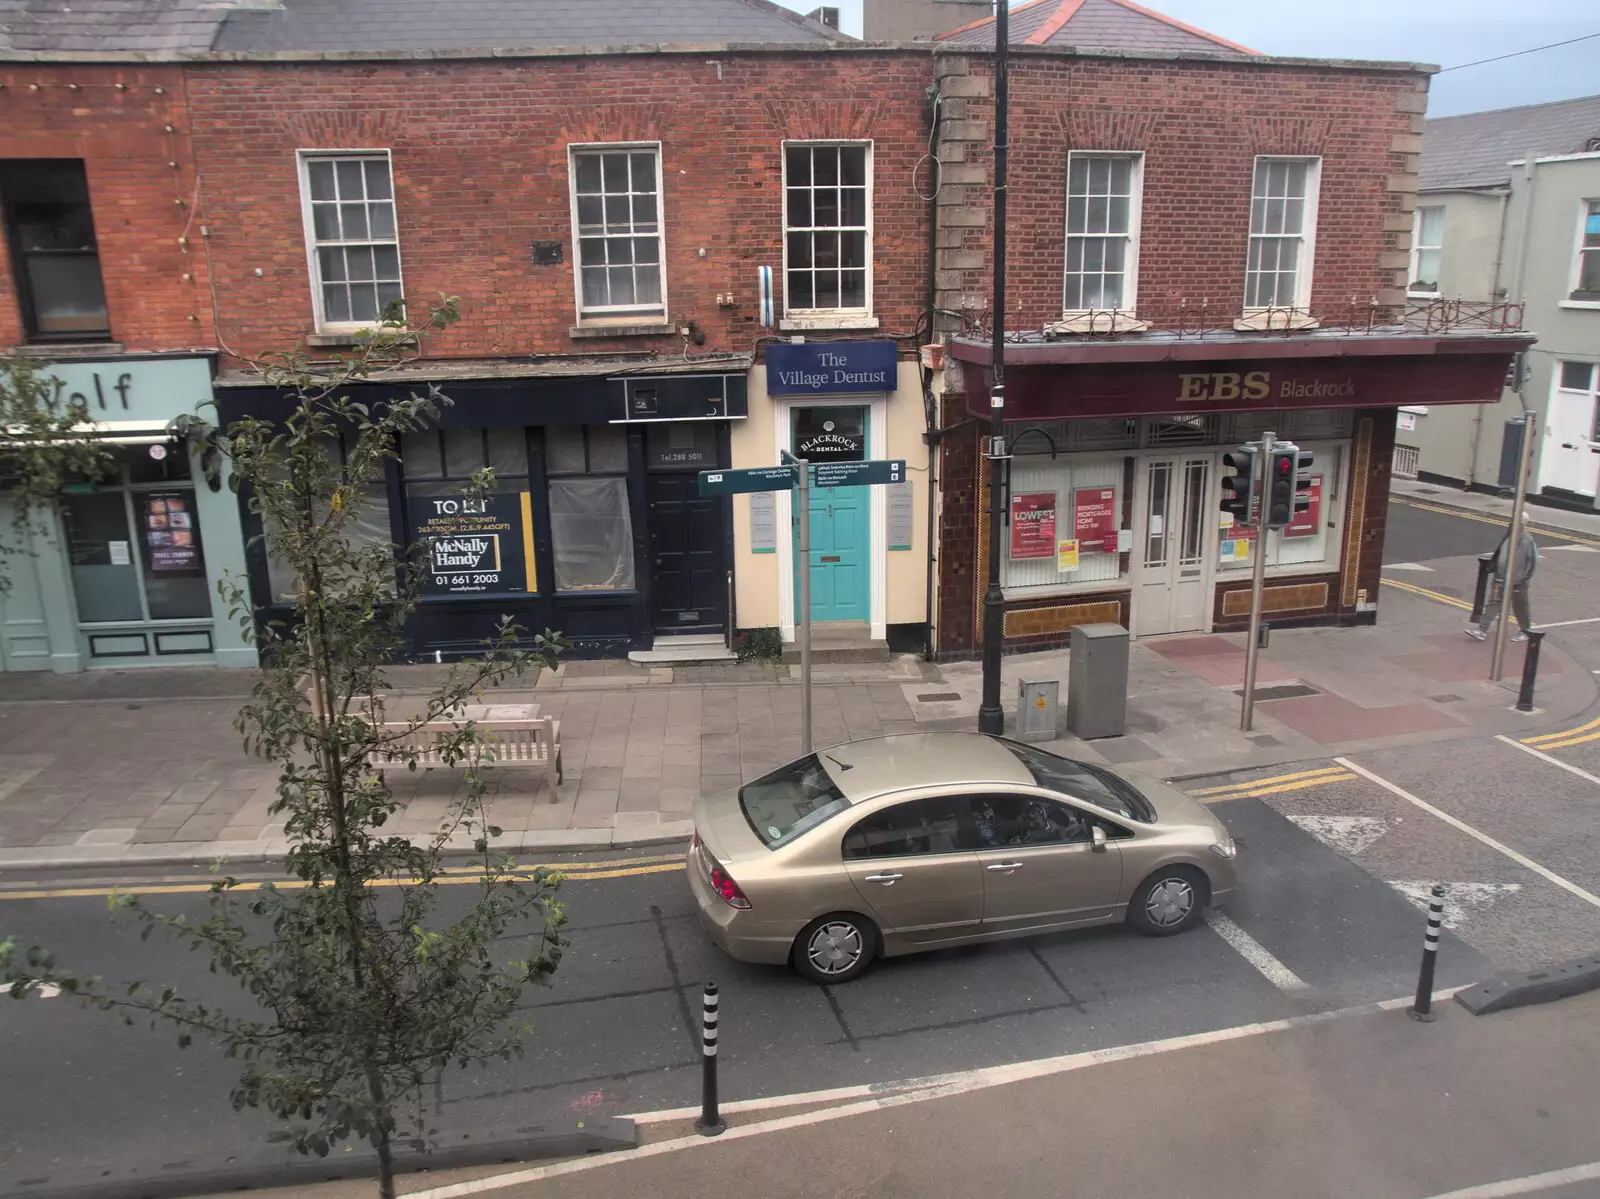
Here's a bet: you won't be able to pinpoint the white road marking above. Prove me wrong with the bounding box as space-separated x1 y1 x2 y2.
1382 562 1436 571
1496 734 1600 787
1535 614 1600 627
1205 912 1308 992
1336 757 1600 911
1288 814 1390 856
415 988 1464 1199
1419 1159 1600 1198
1387 881 1523 930
1538 545 1600 554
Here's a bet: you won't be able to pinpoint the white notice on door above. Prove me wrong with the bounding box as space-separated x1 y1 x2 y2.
109 540 131 566
1148 515 1164 537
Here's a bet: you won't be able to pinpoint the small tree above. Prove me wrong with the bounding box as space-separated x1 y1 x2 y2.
2 300 570 1199
0 352 113 591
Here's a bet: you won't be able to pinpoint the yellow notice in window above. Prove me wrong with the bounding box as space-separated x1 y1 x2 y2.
520 491 538 592
1056 539 1080 571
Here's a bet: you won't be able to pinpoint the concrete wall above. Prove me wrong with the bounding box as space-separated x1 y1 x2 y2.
731 361 931 637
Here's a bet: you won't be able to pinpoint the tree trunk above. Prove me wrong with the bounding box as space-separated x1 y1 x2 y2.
367 1064 396 1199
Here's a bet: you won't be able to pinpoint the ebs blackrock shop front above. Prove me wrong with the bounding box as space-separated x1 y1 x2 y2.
934 329 1533 657
216 358 750 660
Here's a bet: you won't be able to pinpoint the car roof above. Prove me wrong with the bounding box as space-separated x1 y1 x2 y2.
816 733 1034 802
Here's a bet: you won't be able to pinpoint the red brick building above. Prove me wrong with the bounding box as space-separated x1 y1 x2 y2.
926 0 1531 658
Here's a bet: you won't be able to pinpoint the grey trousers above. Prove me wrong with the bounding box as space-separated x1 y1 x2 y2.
1479 582 1532 633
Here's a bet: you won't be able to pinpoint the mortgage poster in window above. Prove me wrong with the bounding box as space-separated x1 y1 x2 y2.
1284 476 1323 538
144 493 200 573
1009 492 1056 559
411 492 537 596
1073 486 1118 552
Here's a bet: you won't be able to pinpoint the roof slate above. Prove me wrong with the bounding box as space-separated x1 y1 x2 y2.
1421 93 1600 191
0 0 223 52
940 0 1253 55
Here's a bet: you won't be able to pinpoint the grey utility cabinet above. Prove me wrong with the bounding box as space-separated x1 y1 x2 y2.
1065 622 1129 739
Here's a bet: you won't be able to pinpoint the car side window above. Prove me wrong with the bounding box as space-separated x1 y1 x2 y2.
842 796 967 859
969 794 1095 848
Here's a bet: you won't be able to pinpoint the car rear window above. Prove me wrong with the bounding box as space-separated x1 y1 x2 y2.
1000 740 1155 822
739 754 851 849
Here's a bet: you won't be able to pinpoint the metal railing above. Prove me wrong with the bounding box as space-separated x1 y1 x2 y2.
1393 444 1421 479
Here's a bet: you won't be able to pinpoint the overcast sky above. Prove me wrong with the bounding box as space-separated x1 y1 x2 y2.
785 0 1596 117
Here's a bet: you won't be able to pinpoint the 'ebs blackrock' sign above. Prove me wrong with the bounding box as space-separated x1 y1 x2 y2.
410 492 536 596
765 340 898 396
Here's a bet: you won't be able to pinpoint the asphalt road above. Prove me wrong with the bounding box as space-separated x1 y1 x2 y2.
3 494 1598 1197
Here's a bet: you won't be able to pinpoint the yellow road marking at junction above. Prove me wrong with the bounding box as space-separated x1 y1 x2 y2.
1189 765 1350 798
0 857 686 902
1380 577 1472 610
1393 499 1600 549
1530 731 1600 750
1524 713 1600 749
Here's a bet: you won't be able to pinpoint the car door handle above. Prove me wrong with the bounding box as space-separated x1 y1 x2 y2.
986 861 1024 872
863 872 903 884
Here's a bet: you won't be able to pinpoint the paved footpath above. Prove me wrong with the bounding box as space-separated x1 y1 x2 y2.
0 554 1593 870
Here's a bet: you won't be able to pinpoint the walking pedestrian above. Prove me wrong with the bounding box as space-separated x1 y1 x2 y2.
1467 527 1537 642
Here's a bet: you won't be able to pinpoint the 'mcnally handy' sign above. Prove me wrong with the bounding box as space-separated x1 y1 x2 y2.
765 341 898 396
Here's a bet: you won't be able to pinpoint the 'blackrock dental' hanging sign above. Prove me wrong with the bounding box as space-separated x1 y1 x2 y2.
411 492 538 597
765 340 898 396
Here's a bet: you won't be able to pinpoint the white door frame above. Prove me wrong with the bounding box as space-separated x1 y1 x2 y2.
774 393 888 642
1128 448 1220 638
1538 369 1600 497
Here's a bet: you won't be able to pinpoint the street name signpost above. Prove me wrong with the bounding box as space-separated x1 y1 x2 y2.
697 457 907 753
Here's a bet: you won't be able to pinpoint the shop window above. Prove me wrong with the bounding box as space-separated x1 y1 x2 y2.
298 152 403 329
784 142 871 314
571 145 666 321
1573 200 1600 301
1410 206 1443 296
1003 454 1124 593
265 433 396 602
546 425 636 592
1244 157 1320 311
1063 153 1142 313
646 422 718 471
0 159 110 342
1217 440 1343 575
401 429 536 598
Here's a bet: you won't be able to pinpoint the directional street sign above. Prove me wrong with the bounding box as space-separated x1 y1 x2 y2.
697 465 797 496
810 459 906 489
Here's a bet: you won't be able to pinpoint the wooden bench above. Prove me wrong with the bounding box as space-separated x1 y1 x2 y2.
368 716 562 799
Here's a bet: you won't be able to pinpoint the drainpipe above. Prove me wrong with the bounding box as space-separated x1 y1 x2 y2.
920 83 943 660
1467 185 1513 488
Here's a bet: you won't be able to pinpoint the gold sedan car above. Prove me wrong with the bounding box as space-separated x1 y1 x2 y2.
688 732 1238 984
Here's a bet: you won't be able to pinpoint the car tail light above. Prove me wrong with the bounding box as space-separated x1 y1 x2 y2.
706 857 752 910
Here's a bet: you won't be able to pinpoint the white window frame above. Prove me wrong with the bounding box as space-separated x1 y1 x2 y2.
1566 198 1600 308
296 149 404 333
780 139 874 323
1062 151 1144 315
1242 155 1322 314
567 141 668 325
1410 204 1444 297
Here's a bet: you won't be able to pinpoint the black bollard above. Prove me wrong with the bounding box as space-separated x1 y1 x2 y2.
1409 884 1446 1023
1470 553 1495 622
1516 630 1545 713
694 982 726 1136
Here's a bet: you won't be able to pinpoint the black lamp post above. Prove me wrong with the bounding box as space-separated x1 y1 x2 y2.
977 0 1010 736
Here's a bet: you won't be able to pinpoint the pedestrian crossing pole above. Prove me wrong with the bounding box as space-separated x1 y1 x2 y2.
1240 430 1275 732
1409 883 1446 1023
695 981 726 1136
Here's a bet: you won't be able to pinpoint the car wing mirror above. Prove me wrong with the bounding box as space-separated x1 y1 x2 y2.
1091 825 1108 852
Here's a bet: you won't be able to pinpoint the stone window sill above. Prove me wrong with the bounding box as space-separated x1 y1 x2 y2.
306 330 416 348
1233 311 1320 333
569 321 676 339
778 314 880 332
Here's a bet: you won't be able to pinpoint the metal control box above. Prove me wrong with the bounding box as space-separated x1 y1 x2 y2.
1065 622 1130 739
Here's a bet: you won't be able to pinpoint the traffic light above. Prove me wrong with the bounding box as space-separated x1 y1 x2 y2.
1266 445 1299 528
1292 450 1315 517
1220 447 1259 526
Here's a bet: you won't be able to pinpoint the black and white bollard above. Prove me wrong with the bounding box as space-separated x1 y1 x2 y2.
1516 629 1546 713
1409 884 1446 1022
694 981 726 1136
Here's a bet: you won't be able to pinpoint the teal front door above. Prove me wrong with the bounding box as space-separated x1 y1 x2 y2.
794 406 871 623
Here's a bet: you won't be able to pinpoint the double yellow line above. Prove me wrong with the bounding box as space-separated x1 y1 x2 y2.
1380 577 1471 611
0 853 687 903
1523 714 1600 751
1187 764 1356 802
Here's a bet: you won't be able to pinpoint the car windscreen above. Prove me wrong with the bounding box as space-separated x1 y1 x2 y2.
1000 740 1155 822
739 754 851 849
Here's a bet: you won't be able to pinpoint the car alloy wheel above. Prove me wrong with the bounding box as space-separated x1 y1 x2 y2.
808 921 865 976
1144 877 1195 928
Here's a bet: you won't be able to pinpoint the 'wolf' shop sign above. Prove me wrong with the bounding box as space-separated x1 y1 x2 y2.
411 492 536 596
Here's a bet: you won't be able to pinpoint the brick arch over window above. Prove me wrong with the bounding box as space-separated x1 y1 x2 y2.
554 103 678 144
763 100 881 141
1058 109 1165 150
1245 117 1334 157
282 109 405 144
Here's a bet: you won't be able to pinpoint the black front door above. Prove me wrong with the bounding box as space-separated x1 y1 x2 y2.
647 473 725 632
